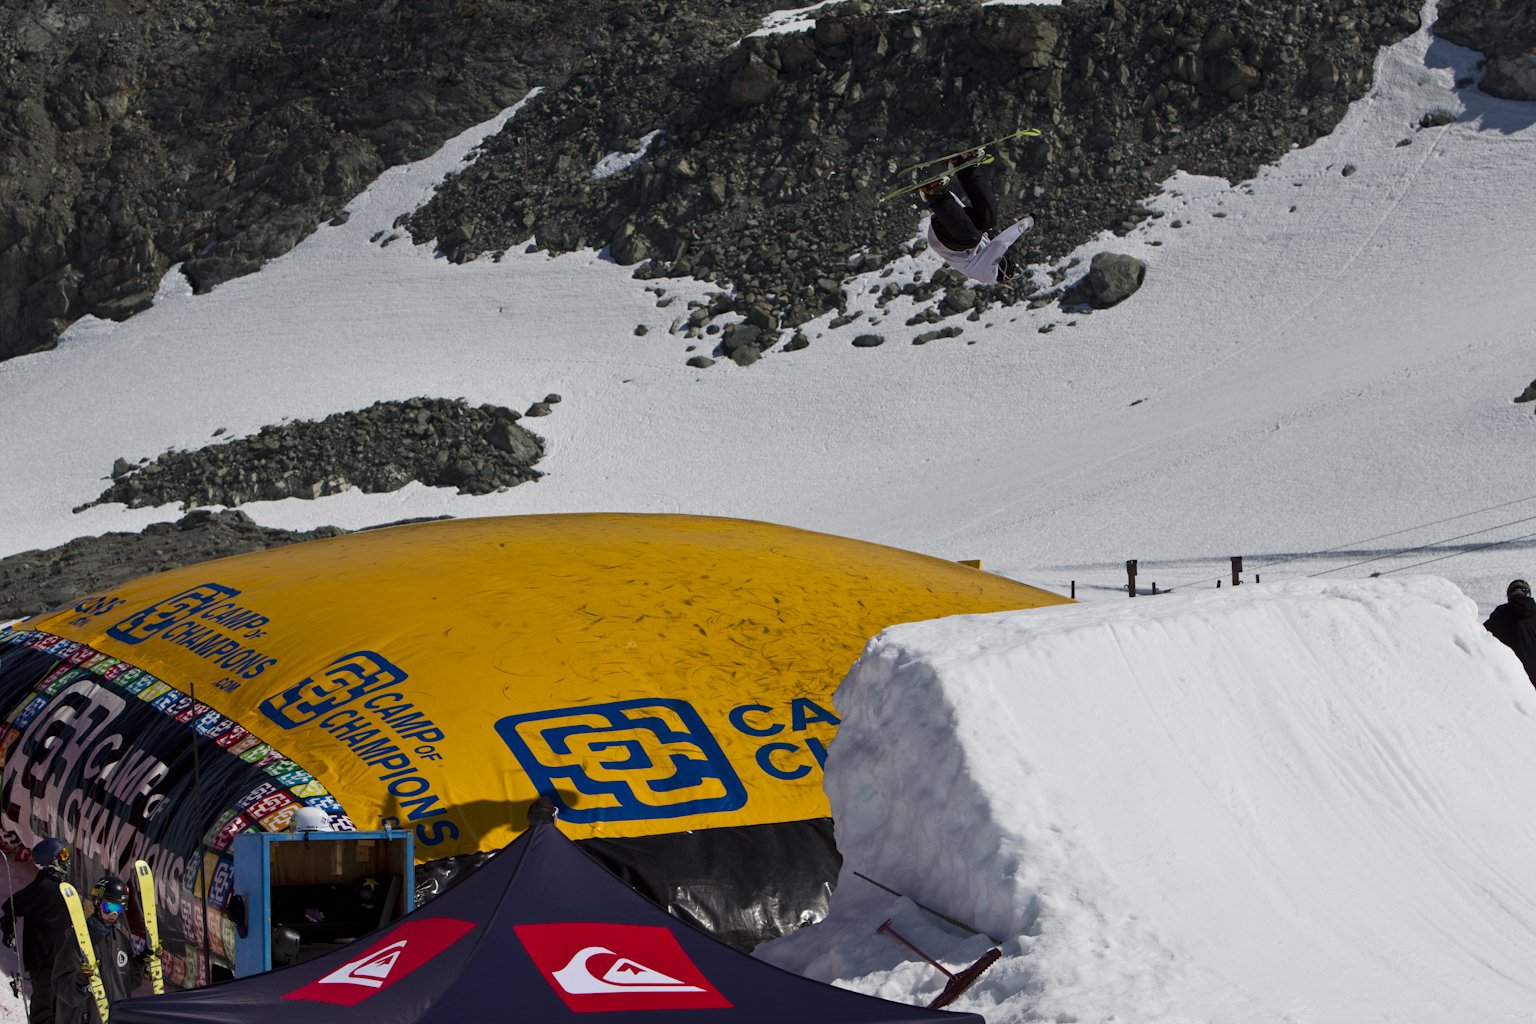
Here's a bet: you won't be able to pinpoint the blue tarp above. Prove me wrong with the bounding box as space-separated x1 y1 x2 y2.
112 819 983 1024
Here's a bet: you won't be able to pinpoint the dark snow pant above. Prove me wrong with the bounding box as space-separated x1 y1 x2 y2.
925 163 998 251
24 956 57 1024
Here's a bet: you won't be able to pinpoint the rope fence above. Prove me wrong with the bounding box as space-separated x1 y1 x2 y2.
1071 494 1536 598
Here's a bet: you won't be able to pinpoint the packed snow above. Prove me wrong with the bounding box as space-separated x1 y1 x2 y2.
2 1 1535 1021
758 576 1536 1021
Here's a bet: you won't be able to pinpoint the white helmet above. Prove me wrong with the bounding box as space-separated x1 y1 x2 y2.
290 807 333 833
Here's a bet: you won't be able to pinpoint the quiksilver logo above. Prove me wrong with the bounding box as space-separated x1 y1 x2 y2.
551 947 706 995
284 918 475 1006
319 940 407 989
515 922 732 1012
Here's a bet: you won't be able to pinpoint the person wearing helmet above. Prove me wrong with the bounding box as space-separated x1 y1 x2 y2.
1485 578 1536 685
1 838 73 1024
51 876 147 1024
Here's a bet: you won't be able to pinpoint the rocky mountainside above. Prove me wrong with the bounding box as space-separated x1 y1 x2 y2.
409 0 1426 342
0 0 766 361
2 0 1532 621
2 0 1458 364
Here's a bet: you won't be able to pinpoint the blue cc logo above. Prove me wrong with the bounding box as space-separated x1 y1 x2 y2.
495 699 746 824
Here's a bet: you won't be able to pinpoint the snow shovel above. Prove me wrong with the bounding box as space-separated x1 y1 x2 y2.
876 919 1002 1009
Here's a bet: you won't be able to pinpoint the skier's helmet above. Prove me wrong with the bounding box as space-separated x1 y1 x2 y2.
31 837 70 878
1510 579 1531 600
91 876 131 913
355 875 383 910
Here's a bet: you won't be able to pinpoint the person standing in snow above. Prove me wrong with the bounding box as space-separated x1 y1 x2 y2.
916 151 1033 284
1484 578 1536 686
1 838 74 1024
51 876 145 1024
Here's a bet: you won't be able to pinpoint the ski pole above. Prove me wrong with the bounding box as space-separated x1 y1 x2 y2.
0 846 30 1016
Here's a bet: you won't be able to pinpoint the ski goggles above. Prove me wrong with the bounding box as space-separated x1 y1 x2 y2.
99 901 126 914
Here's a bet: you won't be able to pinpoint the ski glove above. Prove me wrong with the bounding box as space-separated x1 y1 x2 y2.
1 931 12 950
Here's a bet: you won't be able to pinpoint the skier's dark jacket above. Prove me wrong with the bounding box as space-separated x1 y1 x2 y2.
2 873 73 1024
1485 591 1536 686
52 913 142 1024
1 873 73 975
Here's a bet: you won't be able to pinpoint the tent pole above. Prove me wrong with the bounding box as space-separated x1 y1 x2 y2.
191 681 212 987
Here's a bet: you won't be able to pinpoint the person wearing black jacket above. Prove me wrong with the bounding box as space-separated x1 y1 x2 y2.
52 877 146 1024
1485 578 1536 686
1 838 73 1024
916 154 1032 284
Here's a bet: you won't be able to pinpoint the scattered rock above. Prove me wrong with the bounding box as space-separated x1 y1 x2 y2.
76 397 545 511
913 327 964 345
0 510 356 621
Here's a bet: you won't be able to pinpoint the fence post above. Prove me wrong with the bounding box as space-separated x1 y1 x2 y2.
1231 556 1243 587
1126 559 1138 597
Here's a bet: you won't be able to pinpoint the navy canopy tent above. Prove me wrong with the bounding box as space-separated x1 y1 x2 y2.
113 819 983 1024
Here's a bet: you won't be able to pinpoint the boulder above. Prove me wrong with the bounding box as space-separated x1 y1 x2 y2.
728 52 780 107
1071 251 1147 309
1481 54 1536 101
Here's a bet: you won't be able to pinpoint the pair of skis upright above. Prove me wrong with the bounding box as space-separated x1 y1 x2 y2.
59 860 164 1022
879 127 1043 203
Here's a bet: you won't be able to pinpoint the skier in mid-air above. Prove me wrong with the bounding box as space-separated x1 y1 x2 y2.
917 150 1033 284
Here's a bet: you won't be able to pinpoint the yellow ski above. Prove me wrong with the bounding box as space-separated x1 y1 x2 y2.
132 861 164 995
59 882 111 1023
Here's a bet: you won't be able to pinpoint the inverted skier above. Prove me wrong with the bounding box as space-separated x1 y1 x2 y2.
916 151 1033 284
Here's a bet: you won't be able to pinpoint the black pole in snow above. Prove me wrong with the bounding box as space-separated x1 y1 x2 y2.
191 681 212 987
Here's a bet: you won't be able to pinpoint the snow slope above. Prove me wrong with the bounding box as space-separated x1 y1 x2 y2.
0 4 1531 614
